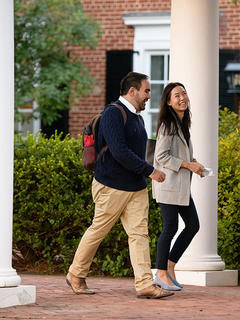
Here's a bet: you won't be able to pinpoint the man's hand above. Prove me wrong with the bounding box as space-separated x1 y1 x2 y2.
149 169 165 182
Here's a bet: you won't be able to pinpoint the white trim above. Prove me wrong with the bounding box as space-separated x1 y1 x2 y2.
32 101 41 133
123 12 171 26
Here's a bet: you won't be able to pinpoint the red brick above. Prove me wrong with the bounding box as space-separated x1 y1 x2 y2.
1 274 240 320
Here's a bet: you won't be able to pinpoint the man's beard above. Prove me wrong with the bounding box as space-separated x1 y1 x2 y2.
136 96 147 111
139 102 146 111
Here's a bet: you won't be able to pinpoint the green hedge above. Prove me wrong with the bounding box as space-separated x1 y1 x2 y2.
13 108 240 274
218 108 240 270
219 107 240 138
13 133 94 272
13 132 162 275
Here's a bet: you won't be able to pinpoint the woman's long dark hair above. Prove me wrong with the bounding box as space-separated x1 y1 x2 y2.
156 82 191 142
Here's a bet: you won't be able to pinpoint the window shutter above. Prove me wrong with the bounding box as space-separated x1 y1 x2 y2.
106 50 134 105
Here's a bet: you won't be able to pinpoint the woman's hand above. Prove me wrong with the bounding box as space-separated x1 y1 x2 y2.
181 161 204 176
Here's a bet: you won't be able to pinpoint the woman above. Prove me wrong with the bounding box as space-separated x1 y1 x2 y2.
152 82 204 291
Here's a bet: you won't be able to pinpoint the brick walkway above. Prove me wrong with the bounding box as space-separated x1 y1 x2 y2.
0 274 240 320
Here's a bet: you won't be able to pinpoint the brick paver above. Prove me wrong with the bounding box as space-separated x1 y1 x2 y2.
0 274 239 320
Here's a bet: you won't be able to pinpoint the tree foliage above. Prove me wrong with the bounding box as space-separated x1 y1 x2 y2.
15 0 101 125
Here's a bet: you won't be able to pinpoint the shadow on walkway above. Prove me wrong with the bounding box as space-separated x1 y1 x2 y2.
1 274 240 319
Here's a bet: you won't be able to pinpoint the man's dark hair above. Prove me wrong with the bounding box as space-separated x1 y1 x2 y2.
120 72 148 95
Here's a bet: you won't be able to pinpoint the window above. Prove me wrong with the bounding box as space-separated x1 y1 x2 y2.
147 52 169 137
219 49 240 114
14 102 41 137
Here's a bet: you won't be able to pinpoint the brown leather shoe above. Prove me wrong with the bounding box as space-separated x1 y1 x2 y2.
137 284 174 299
66 272 95 295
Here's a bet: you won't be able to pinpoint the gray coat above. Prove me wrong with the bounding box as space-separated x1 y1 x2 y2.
152 123 194 206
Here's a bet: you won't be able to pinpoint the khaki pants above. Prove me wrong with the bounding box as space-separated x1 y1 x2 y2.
69 178 153 291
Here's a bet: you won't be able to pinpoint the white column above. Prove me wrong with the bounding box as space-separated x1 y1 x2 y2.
0 1 36 307
168 0 238 286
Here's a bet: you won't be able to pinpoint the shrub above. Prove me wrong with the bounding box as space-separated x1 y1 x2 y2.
218 109 240 270
13 132 94 272
13 132 162 275
219 107 240 138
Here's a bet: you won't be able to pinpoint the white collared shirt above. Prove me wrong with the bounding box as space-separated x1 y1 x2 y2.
119 96 140 114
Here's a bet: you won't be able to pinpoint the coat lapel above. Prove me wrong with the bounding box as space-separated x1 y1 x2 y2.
176 124 192 161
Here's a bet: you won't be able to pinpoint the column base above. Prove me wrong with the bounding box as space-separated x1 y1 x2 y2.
0 285 36 308
0 268 21 287
174 254 226 271
175 270 238 286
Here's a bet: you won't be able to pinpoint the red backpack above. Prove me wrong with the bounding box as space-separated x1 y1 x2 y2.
81 103 127 171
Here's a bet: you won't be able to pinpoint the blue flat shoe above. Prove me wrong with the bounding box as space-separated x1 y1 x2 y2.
154 274 181 291
168 274 183 288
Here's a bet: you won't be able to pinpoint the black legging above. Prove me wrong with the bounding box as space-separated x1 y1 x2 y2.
156 197 200 270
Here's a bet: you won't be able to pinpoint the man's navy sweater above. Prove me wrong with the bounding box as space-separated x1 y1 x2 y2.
94 100 154 191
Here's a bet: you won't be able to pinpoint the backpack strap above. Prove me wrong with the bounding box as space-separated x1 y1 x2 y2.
110 103 127 125
91 113 102 142
98 145 108 159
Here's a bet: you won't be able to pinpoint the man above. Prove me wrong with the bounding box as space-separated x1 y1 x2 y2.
66 72 173 299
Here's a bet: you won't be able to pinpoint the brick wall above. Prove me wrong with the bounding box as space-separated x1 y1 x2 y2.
69 0 240 137
220 0 240 49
